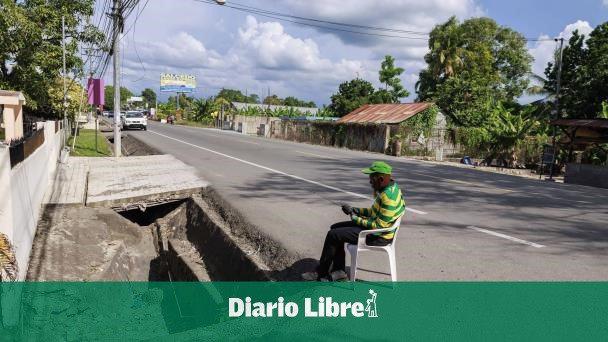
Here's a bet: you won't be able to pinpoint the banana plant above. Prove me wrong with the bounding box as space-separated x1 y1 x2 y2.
486 104 540 167
599 101 608 119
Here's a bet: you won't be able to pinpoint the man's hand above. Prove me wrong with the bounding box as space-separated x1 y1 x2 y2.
341 204 353 215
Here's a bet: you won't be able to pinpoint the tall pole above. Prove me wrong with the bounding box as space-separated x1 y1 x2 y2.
62 16 68 147
548 38 564 181
112 0 122 157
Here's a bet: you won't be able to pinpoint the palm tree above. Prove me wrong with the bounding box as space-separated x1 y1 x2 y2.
429 17 464 79
0 233 18 281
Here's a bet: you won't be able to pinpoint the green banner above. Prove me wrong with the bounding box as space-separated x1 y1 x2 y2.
1 282 607 341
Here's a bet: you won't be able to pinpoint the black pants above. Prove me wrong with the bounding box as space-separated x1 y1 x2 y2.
317 221 391 278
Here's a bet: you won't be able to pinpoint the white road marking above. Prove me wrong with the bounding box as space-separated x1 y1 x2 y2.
411 172 514 193
149 130 428 215
467 226 545 248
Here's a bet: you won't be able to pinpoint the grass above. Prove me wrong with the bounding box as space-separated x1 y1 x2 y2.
68 129 112 157
175 119 215 128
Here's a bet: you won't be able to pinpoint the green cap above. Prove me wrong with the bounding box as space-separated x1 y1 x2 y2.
361 161 392 175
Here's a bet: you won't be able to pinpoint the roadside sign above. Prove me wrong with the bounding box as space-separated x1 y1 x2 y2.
542 145 554 164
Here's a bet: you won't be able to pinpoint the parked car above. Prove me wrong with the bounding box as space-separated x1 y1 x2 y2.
121 111 147 130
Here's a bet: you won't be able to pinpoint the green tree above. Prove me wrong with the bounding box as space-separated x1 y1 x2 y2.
168 94 193 110
0 0 104 118
416 16 532 126
378 55 409 102
141 88 157 108
216 88 257 103
283 96 317 108
104 86 133 111
544 23 608 119
263 94 283 105
329 79 376 117
249 93 260 103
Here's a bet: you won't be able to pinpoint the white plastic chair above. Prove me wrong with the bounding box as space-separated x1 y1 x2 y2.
345 214 404 282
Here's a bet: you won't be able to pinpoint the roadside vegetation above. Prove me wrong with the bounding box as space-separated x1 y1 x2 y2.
2 0 606 169
68 129 111 157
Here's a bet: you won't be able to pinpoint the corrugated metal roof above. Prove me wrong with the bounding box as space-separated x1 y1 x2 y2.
232 102 319 114
337 103 434 124
551 119 608 129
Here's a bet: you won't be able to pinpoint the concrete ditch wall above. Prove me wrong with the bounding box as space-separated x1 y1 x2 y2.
565 163 608 189
0 121 63 280
157 195 273 281
270 120 390 153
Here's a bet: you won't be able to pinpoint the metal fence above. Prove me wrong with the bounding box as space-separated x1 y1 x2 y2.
8 117 46 168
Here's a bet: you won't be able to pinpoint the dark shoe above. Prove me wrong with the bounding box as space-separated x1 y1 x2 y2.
301 271 319 281
330 270 348 282
302 271 332 282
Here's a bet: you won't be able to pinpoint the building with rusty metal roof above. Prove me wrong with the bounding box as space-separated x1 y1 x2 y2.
337 103 435 124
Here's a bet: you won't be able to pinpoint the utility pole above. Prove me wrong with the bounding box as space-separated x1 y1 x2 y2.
548 37 565 181
62 16 68 147
112 0 122 157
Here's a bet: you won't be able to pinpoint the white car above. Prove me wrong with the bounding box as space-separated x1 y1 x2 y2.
121 111 147 130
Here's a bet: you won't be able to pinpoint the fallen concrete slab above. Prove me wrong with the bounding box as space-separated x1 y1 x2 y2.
85 155 209 210
46 154 209 210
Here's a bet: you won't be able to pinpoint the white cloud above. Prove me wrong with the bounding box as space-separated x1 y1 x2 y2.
126 32 225 70
529 20 594 76
275 0 483 60
604 0 608 7
119 15 374 104
114 0 482 104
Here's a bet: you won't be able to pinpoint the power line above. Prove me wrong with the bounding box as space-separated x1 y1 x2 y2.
128 0 148 82
194 0 556 42
194 0 427 40
120 0 150 40
225 0 429 36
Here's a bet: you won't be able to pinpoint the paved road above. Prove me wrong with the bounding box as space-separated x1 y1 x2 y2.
129 121 608 280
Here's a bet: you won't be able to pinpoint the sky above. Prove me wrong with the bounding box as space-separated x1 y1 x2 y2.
93 0 608 106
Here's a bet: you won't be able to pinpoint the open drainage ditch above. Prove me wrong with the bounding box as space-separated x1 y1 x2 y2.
116 189 303 282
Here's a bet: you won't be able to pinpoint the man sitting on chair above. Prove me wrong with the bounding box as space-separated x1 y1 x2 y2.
304 161 406 281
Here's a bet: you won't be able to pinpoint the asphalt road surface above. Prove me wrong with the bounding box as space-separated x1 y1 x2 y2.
129 121 608 280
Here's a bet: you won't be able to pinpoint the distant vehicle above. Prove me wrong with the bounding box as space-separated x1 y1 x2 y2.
102 111 110 117
121 111 147 130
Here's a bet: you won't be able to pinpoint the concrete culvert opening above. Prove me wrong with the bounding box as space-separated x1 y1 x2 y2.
112 190 303 282
117 200 186 226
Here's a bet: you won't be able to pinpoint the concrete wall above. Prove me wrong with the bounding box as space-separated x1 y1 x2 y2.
230 115 282 137
565 163 608 189
0 121 63 280
270 120 390 153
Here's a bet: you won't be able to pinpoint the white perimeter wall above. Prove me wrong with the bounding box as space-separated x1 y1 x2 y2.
0 121 62 280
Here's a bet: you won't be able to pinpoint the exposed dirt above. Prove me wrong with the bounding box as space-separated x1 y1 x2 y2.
107 133 161 156
27 204 159 281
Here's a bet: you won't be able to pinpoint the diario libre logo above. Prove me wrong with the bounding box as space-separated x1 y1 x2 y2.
229 289 379 318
